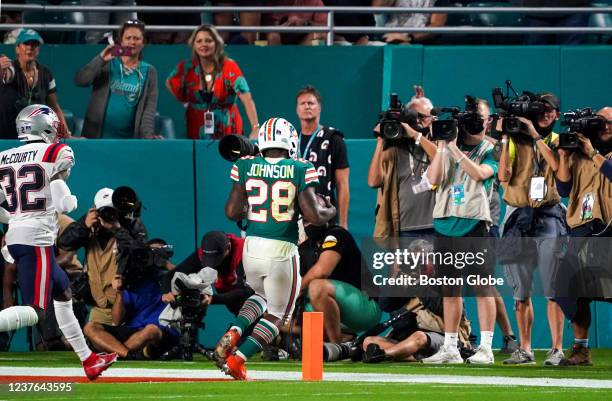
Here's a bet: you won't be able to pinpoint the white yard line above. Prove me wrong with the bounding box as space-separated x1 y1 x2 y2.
0 367 611 389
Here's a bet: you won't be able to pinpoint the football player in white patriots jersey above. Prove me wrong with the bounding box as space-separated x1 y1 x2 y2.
0 105 117 380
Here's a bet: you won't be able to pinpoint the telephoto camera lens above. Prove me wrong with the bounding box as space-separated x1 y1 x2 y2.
219 134 259 162
382 122 402 140
323 342 347 362
323 341 359 362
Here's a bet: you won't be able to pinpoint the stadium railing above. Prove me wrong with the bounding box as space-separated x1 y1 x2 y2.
2 3 612 45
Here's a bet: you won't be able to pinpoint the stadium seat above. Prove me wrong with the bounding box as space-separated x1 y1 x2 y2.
436 3 477 45
590 3 612 44
467 2 524 44
22 0 67 44
62 109 75 134
72 117 84 137
155 114 176 139
61 1 85 44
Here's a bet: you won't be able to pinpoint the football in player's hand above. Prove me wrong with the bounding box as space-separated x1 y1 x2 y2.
316 194 328 207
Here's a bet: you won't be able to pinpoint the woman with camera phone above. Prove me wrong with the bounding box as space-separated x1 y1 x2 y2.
166 25 259 140
75 20 160 139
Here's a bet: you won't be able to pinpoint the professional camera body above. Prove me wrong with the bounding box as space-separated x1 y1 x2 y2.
120 244 174 287
492 81 546 136
432 96 484 141
97 186 142 223
559 108 607 149
172 280 205 322
377 93 426 146
165 278 207 361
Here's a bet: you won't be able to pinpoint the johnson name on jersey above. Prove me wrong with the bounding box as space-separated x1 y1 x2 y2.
0 142 75 246
231 155 318 244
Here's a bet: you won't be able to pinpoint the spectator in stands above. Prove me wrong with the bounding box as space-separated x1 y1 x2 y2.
75 20 160 139
555 106 612 366
295 85 350 228
265 0 328 45
422 98 498 365
166 25 259 139
1 7 23 44
372 0 448 45
82 0 137 44
298 223 381 343
210 1 265 44
59 188 148 326
324 0 374 45
0 29 71 140
161 231 254 316
498 93 567 366
84 239 177 359
362 297 471 363
368 86 438 238
139 0 201 44
519 0 590 45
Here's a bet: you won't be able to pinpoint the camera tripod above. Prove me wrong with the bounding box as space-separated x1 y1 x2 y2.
161 317 209 361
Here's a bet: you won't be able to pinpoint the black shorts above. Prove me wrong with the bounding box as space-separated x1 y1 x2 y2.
433 221 495 296
101 324 139 343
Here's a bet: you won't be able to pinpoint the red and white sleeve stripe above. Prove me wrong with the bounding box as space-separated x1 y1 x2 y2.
305 167 318 184
230 164 240 181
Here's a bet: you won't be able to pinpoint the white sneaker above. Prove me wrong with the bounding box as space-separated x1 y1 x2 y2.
421 345 463 364
466 346 494 365
544 348 565 366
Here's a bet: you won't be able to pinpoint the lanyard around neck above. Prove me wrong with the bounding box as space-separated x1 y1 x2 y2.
299 125 321 159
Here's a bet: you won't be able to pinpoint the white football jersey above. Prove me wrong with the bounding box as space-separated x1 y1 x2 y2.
0 142 75 246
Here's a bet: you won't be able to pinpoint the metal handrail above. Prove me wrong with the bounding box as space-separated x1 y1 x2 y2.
1 5 611 14
1 4 610 45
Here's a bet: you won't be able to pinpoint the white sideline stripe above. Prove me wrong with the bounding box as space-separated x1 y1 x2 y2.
0 367 611 389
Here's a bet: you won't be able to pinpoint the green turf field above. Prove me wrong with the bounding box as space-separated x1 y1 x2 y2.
2 381 611 401
0 351 610 401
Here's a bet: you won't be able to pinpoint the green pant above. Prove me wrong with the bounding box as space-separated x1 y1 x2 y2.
305 280 382 333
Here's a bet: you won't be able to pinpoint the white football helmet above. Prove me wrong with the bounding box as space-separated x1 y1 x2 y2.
16 104 60 143
258 118 299 159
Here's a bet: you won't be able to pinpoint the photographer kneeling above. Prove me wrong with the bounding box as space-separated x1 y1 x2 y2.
555 106 612 366
298 223 381 345
161 231 253 316
422 97 497 365
83 239 177 359
59 187 148 325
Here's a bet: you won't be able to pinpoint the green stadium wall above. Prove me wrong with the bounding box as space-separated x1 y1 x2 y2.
0 44 610 351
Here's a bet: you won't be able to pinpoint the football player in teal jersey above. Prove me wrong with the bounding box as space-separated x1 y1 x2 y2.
214 117 336 380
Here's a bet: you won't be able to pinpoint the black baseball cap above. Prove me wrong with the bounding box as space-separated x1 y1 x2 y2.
538 93 560 111
200 231 230 267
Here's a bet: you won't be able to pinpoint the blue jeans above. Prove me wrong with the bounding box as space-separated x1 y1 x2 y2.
501 205 568 300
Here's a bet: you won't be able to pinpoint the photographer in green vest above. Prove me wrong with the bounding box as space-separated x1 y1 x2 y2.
422 98 498 365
